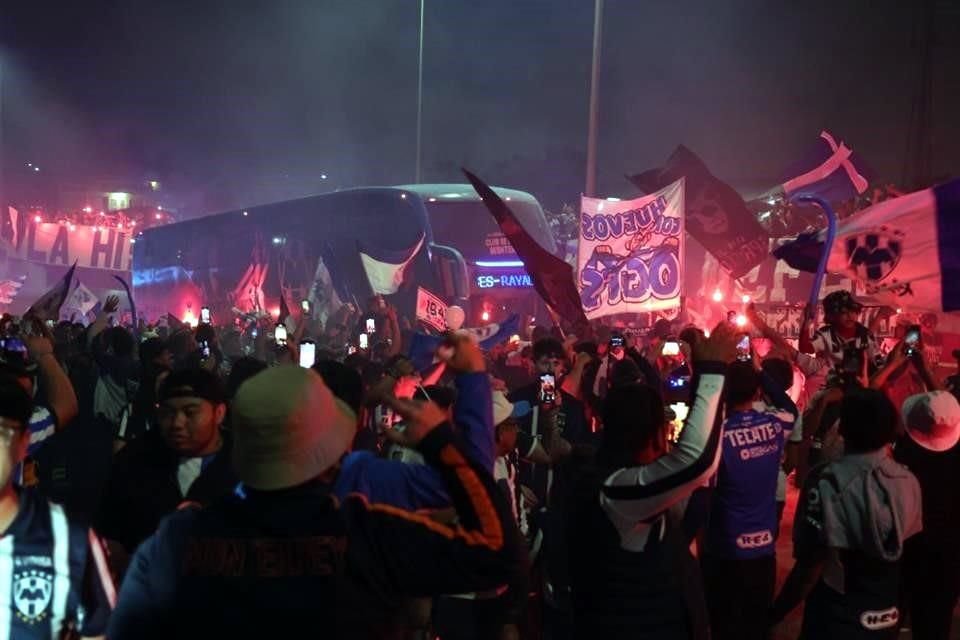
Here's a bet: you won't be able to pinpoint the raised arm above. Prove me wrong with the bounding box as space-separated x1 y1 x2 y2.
599 325 736 525
352 371 520 596
24 320 78 430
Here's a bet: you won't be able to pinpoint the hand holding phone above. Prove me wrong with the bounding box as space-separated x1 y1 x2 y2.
200 307 211 324
904 325 921 356
359 333 369 350
366 318 376 334
274 324 288 345
736 334 751 362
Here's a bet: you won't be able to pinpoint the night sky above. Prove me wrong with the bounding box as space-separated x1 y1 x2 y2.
2 0 958 215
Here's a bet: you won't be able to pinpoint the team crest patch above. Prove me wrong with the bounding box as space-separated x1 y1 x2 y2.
13 569 53 623
844 227 905 284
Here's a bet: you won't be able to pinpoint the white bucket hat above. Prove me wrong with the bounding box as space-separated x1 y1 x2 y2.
902 391 960 453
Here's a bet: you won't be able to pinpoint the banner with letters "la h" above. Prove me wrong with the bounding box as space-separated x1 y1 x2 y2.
9 220 134 271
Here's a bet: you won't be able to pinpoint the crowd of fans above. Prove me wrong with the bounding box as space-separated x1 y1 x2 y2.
0 286 955 639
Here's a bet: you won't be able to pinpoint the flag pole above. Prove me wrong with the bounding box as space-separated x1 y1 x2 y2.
791 194 838 317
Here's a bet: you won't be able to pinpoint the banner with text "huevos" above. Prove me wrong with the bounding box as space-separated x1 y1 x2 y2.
578 179 685 319
9 221 134 271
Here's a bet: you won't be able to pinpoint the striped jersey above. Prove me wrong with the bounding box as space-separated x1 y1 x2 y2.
0 490 114 639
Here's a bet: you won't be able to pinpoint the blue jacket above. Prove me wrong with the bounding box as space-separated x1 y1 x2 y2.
334 372 493 510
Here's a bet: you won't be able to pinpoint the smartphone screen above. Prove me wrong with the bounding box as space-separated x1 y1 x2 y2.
274 324 288 344
2 337 27 355
662 341 681 357
359 333 369 350
905 329 920 346
301 299 310 313
199 340 211 360
736 334 751 361
347 344 358 355
200 307 211 324
299 341 316 368
539 373 557 405
366 318 376 334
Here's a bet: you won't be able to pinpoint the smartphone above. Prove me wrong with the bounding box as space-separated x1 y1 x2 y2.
359 333 369 350
274 324 288 345
662 340 681 357
736 334 751 361
539 373 557 405
668 375 689 389
251 327 258 338
609 335 625 349
905 325 921 355
301 299 310 314
199 339 211 360
347 344 358 355
200 307 211 324
375 405 396 432
366 318 376 334
299 340 316 368
0 337 27 354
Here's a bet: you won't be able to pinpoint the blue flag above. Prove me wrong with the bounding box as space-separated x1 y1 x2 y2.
779 131 873 203
408 314 521 371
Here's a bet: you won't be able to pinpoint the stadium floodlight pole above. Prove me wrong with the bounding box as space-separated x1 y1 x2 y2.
415 0 425 184
791 194 839 312
584 0 603 197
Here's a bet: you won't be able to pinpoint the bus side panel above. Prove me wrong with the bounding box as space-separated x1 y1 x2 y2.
133 190 438 323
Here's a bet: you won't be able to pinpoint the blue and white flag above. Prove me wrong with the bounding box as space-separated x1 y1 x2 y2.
774 178 960 312
358 234 425 295
408 314 521 370
62 281 98 316
779 131 872 202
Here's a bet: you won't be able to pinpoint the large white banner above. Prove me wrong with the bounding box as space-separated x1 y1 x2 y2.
9 220 134 271
578 179 685 319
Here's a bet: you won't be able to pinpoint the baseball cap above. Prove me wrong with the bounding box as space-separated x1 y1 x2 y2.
139 337 170 365
158 368 227 405
902 391 960 452
822 290 863 317
231 366 357 490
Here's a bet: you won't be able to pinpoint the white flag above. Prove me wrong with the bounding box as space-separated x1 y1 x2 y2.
359 234 425 295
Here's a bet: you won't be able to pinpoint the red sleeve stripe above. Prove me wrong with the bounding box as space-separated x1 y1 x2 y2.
87 530 117 608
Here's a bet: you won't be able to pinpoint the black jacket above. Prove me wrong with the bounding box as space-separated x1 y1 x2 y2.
96 430 237 553
107 424 525 640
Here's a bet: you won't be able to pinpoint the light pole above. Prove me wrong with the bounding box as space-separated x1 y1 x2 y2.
415 0 425 184
585 0 603 197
